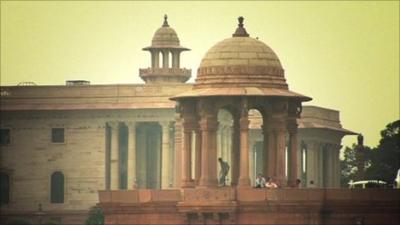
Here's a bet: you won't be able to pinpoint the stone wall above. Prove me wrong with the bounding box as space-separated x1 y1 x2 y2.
99 188 400 225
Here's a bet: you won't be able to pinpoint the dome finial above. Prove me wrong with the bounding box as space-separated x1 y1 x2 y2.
163 14 169 27
233 16 249 37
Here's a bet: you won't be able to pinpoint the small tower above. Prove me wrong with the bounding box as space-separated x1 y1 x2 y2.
139 15 191 84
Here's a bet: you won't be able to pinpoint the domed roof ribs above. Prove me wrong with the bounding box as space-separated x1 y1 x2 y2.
162 14 169 27
233 16 249 37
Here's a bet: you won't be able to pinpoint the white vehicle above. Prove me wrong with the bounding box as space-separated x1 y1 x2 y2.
349 180 387 189
395 169 400 188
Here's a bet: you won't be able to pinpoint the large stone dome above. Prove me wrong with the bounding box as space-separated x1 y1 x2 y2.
172 17 311 101
195 36 286 89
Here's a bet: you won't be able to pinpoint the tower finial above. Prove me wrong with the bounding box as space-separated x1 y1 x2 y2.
163 14 169 27
233 16 249 37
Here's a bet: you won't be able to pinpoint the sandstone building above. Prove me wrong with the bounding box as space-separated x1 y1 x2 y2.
0 16 357 224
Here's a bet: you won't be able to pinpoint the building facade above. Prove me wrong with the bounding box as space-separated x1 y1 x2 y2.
0 16 354 224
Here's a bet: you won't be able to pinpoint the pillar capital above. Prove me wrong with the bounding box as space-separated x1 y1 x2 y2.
108 121 120 129
287 121 298 134
239 117 250 130
159 121 172 128
126 121 137 129
199 117 218 131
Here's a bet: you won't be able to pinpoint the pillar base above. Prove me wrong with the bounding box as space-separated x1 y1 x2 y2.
181 180 195 188
198 178 218 188
237 178 251 187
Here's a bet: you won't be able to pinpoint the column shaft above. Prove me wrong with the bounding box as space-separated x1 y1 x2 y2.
275 126 286 187
238 117 251 187
231 119 240 186
181 127 193 188
288 126 298 186
127 122 136 189
267 128 276 178
162 50 169 68
262 125 269 179
154 50 160 68
161 122 171 188
194 129 202 184
199 118 218 187
110 122 120 190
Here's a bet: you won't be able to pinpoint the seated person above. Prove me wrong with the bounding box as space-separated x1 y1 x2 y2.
255 173 266 188
265 177 278 189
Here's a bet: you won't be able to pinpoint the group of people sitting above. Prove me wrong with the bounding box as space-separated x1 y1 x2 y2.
254 173 302 188
255 173 278 188
218 158 302 188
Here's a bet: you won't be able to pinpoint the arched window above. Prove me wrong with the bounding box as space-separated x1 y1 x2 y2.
51 172 64 203
0 172 10 204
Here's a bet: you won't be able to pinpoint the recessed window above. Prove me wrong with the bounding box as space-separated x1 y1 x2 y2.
0 129 11 146
51 128 65 143
0 172 10 204
50 172 64 203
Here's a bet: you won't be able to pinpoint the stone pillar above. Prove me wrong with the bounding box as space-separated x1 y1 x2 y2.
194 128 202 185
266 126 276 179
306 141 320 187
109 122 120 190
172 51 180 68
127 122 137 189
161 122 171 188
231 118 240 186
173 116 183 188
249 138 256 185
181 119 195 188
153 50 160 68
198 116 218 187
287 121 298 186
162 50 169 68
332 144 342 187
275 123 287 187
238 116 251 187
262 125 268 179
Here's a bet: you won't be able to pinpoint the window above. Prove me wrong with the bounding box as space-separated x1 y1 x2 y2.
0 129 11 146
51 128 65 143
0 172 10 204
50 172 64 203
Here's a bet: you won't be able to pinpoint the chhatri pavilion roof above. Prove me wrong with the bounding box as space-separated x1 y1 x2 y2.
143 15 189 51
172 17 311 101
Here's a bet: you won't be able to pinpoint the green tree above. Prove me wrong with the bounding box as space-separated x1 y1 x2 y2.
340 144 372 187
85 206 104 225
364 120 400 183
340 120 400 186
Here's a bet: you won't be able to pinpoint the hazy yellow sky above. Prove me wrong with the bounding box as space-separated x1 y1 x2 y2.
1 1 399 148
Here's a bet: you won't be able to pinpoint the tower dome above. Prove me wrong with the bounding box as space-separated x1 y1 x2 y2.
172 17 310 101
140 15 191 84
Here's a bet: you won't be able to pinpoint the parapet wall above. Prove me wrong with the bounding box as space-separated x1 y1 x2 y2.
99 188 400 225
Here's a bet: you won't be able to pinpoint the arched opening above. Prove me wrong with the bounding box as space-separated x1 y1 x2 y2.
217 108 234 186
159 51 163 68
169 51 173 68
50 171 64 203
135 122 162 189
0 172 9 205
248 108 264 186
301 141 308 187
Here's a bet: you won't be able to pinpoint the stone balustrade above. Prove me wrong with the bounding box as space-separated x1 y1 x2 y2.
99 188 400 204
139 68 191 77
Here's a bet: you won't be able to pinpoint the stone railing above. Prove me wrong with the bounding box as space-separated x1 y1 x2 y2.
139 68 191 77
99 188 400 204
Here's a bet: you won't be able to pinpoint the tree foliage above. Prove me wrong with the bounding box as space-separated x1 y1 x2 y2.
341 120 400 187
85 205 104 225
